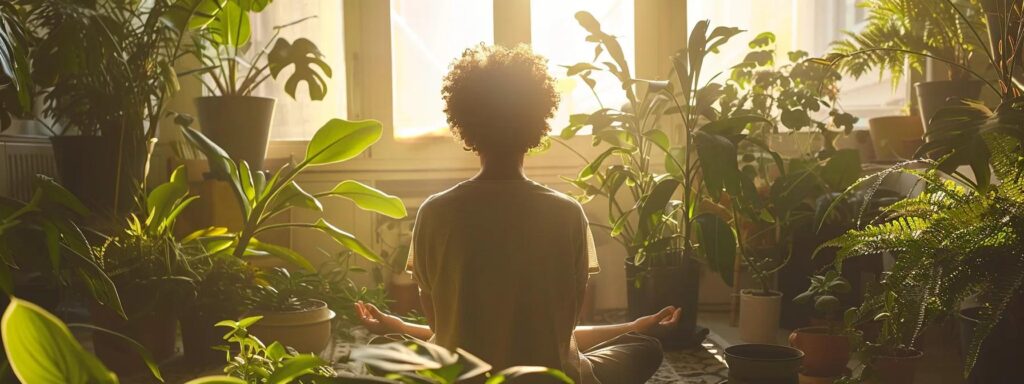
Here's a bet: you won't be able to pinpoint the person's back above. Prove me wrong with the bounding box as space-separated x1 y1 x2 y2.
410 179 598 375
354 44 674 384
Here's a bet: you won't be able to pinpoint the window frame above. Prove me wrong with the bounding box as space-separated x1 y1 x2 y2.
319 0 684 171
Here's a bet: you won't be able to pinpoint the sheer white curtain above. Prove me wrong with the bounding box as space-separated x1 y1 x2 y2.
390 0 494 139
249 0 347 140
531 0 635 135
688 0 907 121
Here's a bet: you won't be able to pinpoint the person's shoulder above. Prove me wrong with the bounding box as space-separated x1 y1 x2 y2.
530 182 586 214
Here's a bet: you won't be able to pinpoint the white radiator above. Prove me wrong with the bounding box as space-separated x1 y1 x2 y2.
0 136 57 201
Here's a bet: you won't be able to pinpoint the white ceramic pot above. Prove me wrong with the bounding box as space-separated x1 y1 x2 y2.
739 289 782 344
250 299 336 354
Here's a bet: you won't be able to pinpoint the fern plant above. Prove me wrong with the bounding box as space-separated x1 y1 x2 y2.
831 0 987 85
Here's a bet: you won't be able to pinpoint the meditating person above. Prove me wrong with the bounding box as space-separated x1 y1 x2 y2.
354 44 680 383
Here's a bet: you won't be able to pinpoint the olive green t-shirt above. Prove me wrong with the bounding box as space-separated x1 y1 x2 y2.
406 179 600 382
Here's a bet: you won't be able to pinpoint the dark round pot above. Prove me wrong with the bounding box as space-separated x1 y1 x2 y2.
181 313 230 367
625 255 707 349
50 135 148 217
915 80 984 131
865 348 923 384
788 327 852 377
194 96 276 171
958 307 1019 383
724 344 804 384
90 302 177 376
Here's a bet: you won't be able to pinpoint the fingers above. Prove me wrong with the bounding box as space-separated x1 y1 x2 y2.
364 302 385 318
662 307 682 325
654 306 675 320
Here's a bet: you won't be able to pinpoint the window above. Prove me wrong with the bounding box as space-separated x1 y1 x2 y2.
532 0 635 135
249 0 347 140
390 0 494 139
688 0 907 122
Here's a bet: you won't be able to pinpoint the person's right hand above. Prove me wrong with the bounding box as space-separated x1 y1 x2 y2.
631 306 682 337
354 301 405 335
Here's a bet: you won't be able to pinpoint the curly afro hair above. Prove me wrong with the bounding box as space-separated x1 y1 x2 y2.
442 44 559 154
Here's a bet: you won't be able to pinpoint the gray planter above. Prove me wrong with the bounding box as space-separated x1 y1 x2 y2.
724 344 804 384
194 95 276 171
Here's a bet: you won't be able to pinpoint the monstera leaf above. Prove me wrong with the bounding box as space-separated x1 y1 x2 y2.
268 38 333 100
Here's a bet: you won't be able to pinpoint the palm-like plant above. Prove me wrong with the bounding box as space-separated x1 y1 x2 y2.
832 0 986 85
0 1 32 129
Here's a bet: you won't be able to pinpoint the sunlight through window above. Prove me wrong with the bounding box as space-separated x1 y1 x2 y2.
390 0 493 139
532 0 635 136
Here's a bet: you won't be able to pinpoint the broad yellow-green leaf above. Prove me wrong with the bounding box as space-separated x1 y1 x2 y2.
323 180 407 219
248 239 314 271
314 219 384 264
304 119 383 166
185 376 246 384
2 298 118 384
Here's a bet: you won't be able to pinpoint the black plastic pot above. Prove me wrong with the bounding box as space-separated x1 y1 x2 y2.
181 313 229 367
958 307 1018 383
724 344 804 384
915 80 984 131
625 255 707 349
50 135 147 217
195 96 276 171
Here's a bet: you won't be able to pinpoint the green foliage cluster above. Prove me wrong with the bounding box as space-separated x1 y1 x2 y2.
831 0 986 84
180 0 333 99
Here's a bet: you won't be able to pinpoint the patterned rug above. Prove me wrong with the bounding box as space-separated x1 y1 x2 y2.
328 311 730 384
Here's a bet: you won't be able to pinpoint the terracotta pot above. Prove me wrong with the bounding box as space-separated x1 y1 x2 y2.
249 299 336 354
739 289 782 344
788 326 852 377
194 95 276 171
867 116 924 161
866 349 923 384
90 302 177 376
725 344 804 384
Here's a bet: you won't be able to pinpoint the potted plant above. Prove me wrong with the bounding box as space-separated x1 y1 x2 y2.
823 2 1024 380
247 267 336 354
185 0 332 170
0 2 33 132
180 254 258 366
830 0 988 153
89 165 201 375
723 343 805 384
789 271 855 378
3 0 212 217
559 12 762 347
720 33 865 344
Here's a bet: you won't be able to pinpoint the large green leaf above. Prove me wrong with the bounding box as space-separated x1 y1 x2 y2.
270 181 323 212
268 38 333 101
694 131 740 199
313 219 384 264
1 298 118 384
694 213 736 286
145 165 190 230
636 178 680 239
164 0 226 31
578 147 631 181
267 355 327 384
321 180 407 219
248 239 315 271
35 176 89 216
208 0 250 47
304 119 383 166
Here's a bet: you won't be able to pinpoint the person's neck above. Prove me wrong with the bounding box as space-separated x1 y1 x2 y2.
472 152 528 181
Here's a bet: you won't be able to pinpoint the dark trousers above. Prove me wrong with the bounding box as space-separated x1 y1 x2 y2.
584 332 664 383
367 332 664 383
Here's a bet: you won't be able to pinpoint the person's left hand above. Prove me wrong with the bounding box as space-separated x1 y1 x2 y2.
354 301 405 335
631 306 682 337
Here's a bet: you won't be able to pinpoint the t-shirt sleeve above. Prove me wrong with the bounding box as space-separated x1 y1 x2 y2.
405 209 431 294
585 225 600 274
